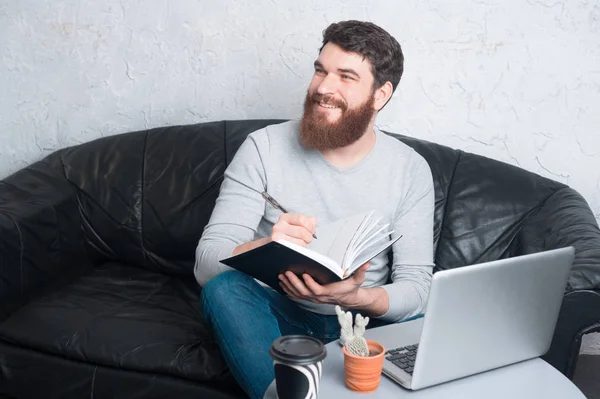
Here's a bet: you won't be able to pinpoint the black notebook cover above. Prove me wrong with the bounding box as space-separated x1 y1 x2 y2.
220 241 343 293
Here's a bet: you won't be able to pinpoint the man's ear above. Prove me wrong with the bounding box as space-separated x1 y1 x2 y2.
373 81 394 111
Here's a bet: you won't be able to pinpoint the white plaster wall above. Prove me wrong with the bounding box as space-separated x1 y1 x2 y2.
2 1 599 223
1 1 599 349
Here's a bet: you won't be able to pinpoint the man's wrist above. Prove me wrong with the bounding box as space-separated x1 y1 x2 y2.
232 237 270 256
342 287 389 317
354 287 373 308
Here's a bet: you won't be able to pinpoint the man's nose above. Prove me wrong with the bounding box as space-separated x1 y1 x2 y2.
316 74 338 95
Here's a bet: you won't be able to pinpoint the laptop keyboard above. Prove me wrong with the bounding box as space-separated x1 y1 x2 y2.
385 344 419 375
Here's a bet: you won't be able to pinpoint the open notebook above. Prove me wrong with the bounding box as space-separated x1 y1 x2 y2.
220 211 401 291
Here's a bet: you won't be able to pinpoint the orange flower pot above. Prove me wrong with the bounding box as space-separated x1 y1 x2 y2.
342 340 385 393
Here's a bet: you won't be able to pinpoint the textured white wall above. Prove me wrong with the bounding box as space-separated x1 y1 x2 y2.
1 0 599 352
2 1 599 226
2 0 599 226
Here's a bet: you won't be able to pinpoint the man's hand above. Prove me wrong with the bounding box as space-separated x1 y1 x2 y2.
270 213 317 247
231 213 316 257
278 263 370 308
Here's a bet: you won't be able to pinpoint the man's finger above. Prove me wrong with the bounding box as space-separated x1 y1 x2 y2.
307 217 318 234
271 229 309 247
302 273 324 296
285 271 312 297
281 213 317 234
283 223 313 244
351 263 370 282
279 274 301 297
279 282 295 298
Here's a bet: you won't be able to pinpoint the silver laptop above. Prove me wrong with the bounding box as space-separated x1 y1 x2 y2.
361 246 575 391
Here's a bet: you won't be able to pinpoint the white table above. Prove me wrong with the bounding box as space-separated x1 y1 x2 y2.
264 341 586 398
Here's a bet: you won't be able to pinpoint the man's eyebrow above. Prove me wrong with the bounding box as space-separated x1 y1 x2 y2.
313 61 361 79
338 68 360 79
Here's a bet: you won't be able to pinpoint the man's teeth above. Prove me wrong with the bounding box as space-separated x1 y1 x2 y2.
319 102 338 109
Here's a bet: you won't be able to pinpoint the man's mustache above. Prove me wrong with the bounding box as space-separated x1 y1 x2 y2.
311 93 347 110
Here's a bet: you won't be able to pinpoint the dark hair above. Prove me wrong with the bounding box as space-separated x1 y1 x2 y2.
319 20 404 95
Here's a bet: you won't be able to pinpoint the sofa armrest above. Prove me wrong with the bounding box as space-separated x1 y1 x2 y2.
512 186 600 377
0 155 92 321
542 290 600 378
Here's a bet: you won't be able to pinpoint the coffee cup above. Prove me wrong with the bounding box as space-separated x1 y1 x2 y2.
269 335 327 399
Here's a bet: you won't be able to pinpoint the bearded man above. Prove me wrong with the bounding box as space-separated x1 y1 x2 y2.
194 20 435 399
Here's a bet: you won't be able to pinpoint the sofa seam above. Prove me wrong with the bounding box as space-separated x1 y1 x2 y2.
68 185 134 228
531 185 569 214
434 150 462 261
510 186 581 254
90 365 97 399
181 176 228 216
0 177 63 274
139 131 149 263
0 212 24 294
57 150 94 265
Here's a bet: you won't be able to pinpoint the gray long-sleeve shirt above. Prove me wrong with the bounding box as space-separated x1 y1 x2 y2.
194 120 435 323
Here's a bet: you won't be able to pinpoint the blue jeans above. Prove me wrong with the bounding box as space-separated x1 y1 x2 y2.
201 270 396 399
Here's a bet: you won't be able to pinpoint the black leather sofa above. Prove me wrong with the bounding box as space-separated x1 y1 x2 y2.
1 119 599 399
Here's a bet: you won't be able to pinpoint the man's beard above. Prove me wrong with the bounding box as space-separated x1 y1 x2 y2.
300 91 376 151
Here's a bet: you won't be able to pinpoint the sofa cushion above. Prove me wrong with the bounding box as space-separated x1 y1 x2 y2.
58 119 286 277
0 262 230 384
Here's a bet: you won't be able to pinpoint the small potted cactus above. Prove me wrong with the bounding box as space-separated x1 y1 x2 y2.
335 305 385 393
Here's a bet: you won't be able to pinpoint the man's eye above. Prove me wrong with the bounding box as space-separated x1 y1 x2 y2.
341 74 354 80
315 68 326 75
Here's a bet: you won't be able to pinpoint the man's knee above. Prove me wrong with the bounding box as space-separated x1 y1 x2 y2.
201 270 255 311
202 269 244 297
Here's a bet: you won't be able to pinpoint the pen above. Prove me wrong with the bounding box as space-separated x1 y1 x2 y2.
262 192 318 240
225 175 318 240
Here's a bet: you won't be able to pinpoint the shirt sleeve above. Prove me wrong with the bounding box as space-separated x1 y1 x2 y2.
194 131 270 287
375 155 435 322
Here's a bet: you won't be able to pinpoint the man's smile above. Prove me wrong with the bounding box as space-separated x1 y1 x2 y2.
318 102 339 109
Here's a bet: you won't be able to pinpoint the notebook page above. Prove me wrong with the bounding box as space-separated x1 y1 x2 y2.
350 215 384 250
345 212 377 261
348 233 402 274
346 223 391 265
307 218 348 257
325 213 370 267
